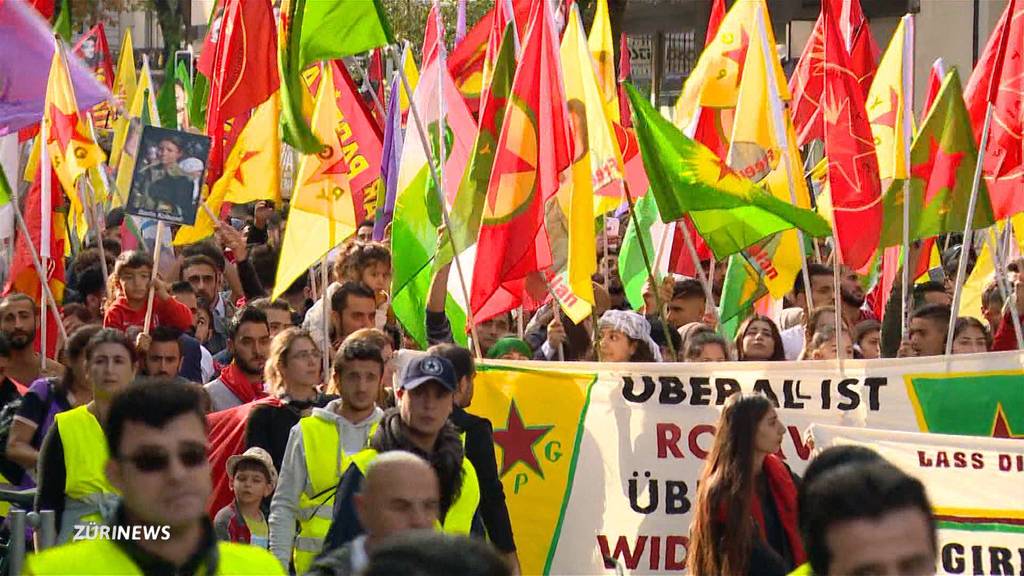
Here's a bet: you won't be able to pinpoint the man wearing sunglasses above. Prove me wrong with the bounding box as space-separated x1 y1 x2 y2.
25 382 283 575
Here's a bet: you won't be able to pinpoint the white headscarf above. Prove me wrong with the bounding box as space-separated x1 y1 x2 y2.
597 310 663 362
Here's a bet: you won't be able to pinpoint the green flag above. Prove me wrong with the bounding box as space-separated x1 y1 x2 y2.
279 0 394 153
879 69 994 247
437 25 517 268
618 194 661 309
53 0 71 42
156 56 178 129
624 83 831 258
719 254 767 341
0 165 13 208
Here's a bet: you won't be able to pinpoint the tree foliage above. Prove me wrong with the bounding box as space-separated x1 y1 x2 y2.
381 0 491 55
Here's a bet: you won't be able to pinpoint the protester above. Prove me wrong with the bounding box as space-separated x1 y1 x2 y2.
35 329 136 543
950 317 990 354
325 282 378 350
427 261 512 351
688 394 804 576
304 243 391 350
204 306 271 412
647 315 682 361
215 447 277 548
269 334 384 573
797 306 844 360
800 461 936 576
321 354 483 553
0 334 26 495
485 337 532 360
362 531 510 576
306 452 440 576
838 265 875 325
250 298 296 338
72 266 106 322
533 308 593 361
596 310 660 362
103 251 193 334
25 381 284 574
181 252 234 354
7 325 101 475
807 325 854 361
980 281 1004 333
902 304 951 357
853 319 882 359
428 344 519 572
683 331 729 362
735 315 786 362
137 325 185 379
780 264 833 359
0 294 65 386
246 328 333 475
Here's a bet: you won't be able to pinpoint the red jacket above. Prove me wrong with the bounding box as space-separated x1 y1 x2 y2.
103 295 193 333
992 310 1018 351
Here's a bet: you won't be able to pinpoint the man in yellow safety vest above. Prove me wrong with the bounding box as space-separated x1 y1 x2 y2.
320 353 484 554
25 381 283 575
269 335 385 573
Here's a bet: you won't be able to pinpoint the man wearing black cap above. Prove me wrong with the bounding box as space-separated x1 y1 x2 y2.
320 354 484 555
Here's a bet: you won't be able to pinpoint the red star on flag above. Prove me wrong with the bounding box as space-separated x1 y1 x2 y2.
493 401 553 477
46 103 91 157
912 135 965 205
306 143 350 186
869 87 900 129
227 150 260 187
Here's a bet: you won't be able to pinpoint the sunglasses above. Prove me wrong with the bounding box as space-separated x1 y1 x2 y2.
121 443 208 473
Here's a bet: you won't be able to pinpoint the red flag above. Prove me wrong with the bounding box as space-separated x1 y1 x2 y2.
423 2 445 65
3 168 66 360
368 47 386 123
196 1 224 78
28 0 54 19
922 58 946 116
822 0 881 269
206 398 281 517
790 0 878 145
471 0 571 322
448 0 530 115
303 60 385 225
206 0 279 183
73 23 115 90
617 32 632 127
964 0 1023 219
705 0 726 42
689 0 729 160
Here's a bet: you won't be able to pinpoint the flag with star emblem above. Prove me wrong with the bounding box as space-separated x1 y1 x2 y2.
272 63 359 299
879 70 993 247
470 0 572 323
866 15 914 190
471 364 593 576
390 7 475 348
626 83 831 259
72 23 116 127
789 0 879 146
43 43 105 220
107 28 137 156
821 0 881 269
672 0 788 133
963 0 1023 220
447 0 530 116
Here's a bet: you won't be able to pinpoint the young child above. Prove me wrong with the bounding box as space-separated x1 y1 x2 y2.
103 250 193 333
215 447 277 548
336 241 392 327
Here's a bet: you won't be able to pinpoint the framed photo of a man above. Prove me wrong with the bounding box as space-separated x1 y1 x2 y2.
126 126 210 225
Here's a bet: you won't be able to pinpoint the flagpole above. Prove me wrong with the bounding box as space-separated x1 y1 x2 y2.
945 104 993 355
621 182 678 359
541 280 566 361
677 217 722 331
392 44 483 358
321 255 331 387
782 154 816 312
81 177 109 294
1 172 68 351
40 119 50 368
984 226 1024 349
142 221 165 335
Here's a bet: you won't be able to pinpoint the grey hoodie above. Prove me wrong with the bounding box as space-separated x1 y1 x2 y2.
268 399 383 568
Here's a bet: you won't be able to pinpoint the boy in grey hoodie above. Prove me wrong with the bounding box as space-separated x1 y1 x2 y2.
268 337 386 572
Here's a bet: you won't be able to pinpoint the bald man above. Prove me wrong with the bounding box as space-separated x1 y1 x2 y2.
306 452 440 576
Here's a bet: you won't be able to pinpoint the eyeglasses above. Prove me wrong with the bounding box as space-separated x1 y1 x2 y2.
121 443 208 473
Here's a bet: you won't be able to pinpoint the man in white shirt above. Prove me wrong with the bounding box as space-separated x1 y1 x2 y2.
781 263 835 360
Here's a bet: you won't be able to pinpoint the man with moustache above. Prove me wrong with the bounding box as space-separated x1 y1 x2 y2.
204 307 271 412
24 381 283 574
0 294 64 387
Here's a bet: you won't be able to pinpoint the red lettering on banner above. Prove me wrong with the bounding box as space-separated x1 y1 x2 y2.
596 535 689 570
689 424 715 459
597 535 647 570
656 423 684 459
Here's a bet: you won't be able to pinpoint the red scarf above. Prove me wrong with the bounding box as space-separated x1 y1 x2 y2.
752 454 806 565
218 362 266 405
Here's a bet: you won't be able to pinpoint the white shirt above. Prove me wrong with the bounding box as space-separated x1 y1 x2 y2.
781 325 805 360
351 535 369 573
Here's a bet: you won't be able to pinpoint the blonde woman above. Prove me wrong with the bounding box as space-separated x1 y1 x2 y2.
245 328 334 473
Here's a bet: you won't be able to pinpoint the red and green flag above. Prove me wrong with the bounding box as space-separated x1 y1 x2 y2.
470 0 572 323
880 69 993 247
624 82 831 259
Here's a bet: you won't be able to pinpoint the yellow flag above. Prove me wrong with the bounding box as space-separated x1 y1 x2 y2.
673 0 788 130
43 46 106 221
398 43 419 118
113 58 160 207
272 65 358 300
960 228 999 322
587 0 619 124
866 15 914 187
108 29 138 165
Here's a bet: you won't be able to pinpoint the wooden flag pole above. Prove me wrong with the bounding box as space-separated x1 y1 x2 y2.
541 279 566 361
392 43 483 358
142 221 165 335
81 177 110 295
321 255 331 387
945 104 993 356
782 153 816 313
621 182 678 360
831 238 845 372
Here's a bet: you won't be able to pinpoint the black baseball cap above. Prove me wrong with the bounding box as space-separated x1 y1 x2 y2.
400 355 457 392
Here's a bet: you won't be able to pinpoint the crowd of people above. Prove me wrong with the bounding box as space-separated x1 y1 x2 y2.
0 200 982 574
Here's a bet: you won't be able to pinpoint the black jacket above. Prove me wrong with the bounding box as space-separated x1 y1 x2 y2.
450 407 516 552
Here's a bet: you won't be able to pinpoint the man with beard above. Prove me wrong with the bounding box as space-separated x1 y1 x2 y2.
25 381 283 574
0 294 64 387
839 266 876 326
204 307 271 412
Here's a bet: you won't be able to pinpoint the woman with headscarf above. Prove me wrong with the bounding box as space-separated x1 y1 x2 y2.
596 310 661 363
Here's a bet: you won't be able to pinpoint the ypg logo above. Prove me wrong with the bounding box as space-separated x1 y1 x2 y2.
493 400 557 491
906 371 1024 439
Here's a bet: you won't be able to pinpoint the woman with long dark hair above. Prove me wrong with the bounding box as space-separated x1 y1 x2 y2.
735 315 786 362
688 394 805 576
